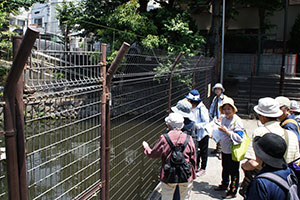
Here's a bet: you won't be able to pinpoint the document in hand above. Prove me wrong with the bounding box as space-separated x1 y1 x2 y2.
204 121 224 143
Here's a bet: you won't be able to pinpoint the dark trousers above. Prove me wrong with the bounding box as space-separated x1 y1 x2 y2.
197 135 209 170
221 153 240 195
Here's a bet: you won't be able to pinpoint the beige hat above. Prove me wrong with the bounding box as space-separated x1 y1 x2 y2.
219 97 238 113
254 97 283 118
275 96 291 108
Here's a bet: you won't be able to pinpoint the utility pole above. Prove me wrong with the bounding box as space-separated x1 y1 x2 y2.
280 0 288 95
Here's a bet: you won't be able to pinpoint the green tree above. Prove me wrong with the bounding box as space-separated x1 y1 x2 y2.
56 1 79 51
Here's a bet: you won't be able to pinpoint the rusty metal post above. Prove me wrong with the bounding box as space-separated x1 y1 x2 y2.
4 27 39 200
105 42 130 200
13 36 28 200
100 44 107 200
168 52 183 113
192 55 203 89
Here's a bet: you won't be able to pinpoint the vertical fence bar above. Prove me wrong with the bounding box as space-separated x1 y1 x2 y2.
4 27 39 200
13 36 28 200
192 55 203 89
100 44 107 200
168 52 183 113
106 42 130 200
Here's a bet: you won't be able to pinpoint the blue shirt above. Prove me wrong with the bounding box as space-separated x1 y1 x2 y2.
246 166 291 200
281 115 300 146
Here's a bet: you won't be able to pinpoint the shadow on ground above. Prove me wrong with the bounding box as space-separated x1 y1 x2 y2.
192 181 226 199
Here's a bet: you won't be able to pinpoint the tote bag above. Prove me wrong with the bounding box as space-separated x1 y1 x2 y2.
231 130 250 162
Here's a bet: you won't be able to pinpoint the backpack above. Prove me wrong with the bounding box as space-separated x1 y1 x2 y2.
163 134 192 183
256 170 300 200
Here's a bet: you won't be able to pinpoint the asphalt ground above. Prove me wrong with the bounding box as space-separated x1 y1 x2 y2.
191 118 257 200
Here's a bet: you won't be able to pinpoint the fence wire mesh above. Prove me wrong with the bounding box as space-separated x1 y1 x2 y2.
0 101 7 199
0 41 216 200
24 46 103 199
109 49 216 200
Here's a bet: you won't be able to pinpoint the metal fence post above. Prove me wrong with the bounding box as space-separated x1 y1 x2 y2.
100 44 107 200
105 42 130 200
168 52 183 113
13 35 28 200
4 27 39 200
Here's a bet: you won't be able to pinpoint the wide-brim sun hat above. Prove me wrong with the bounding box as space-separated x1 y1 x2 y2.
219 97 238 113
254 97 283 118
185 89 202 102
171 99 195 121
253 133 287 169
165 112 184 129
212 83 225 92
275 96 291 108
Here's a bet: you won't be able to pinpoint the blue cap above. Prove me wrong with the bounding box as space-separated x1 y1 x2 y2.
185 90 202 102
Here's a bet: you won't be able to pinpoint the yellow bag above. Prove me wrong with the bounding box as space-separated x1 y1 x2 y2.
231 130 250 162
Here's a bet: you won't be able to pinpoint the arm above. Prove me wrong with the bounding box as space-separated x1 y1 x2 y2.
142 135 165 159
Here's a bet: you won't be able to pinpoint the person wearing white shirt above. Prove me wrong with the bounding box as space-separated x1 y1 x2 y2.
209 83 227 158
185 90 209 177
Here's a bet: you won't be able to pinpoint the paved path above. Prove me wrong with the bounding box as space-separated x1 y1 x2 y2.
191 119 257 200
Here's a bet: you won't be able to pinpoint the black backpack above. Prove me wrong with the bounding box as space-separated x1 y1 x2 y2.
163 134 192 183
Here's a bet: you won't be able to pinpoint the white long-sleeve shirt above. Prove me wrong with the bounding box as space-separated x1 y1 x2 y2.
192 102 210 141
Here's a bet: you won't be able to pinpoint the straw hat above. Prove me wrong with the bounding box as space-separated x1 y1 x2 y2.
254 97 283 118
219 97 238 113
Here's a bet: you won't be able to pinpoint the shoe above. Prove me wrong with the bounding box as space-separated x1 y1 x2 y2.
197 169 206 176
217 153 222 160
214 184 228 191
222 194 236 199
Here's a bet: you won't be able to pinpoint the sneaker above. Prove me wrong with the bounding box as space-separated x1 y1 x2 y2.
197 169 206 176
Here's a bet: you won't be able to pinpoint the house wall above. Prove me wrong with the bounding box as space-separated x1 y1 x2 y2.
193 4 300 41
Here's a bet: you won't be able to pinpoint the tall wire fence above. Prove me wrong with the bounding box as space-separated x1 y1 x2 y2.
24 46 103 199
0 102 6 199
109 50 216 199
0 39 216 199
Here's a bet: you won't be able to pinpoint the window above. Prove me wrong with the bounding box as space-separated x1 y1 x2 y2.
34 18 43 28
17 20 25 26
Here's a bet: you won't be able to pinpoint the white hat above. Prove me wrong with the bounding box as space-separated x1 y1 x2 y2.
290 100 300 112
171 99 195 121
275 96 291 108
165 113 184 129
254 97 283 118
212 83 225 92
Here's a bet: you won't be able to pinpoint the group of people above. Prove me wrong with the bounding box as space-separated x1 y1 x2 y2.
142 83 300 200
